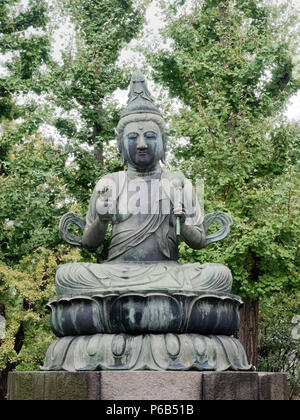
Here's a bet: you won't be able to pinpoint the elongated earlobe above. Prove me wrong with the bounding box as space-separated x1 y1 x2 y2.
120 141 127 166
161 135 167 163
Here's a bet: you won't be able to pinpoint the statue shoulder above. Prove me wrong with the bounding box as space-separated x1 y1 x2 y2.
162 169 186 183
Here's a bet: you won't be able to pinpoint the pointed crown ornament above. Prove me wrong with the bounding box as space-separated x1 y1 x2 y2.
120 71 163 118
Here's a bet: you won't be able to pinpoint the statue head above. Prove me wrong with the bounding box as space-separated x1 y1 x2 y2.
115 72 167 168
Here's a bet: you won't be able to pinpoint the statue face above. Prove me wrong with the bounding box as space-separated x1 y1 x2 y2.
122 121 163 169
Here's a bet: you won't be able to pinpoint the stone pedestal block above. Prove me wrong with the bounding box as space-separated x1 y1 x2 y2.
8 371 288 400
258 372 289 401
7 371 101 401
202 372 259 400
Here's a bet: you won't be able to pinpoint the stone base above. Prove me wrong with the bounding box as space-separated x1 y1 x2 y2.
8 371 288 400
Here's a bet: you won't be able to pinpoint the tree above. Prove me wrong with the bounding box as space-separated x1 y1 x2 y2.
0 0 53 398
0 0 147 399
0 0 50 169
39 0 149 205
148 0 300 365
258 292 299 399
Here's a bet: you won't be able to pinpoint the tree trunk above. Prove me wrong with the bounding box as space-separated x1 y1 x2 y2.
92 122 103 163
0 365 15 400
0 370 8 400
238 298 259 367
95 142 103 163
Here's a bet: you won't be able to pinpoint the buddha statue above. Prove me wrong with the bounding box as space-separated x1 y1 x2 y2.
41 72 252 372
55 71 232 295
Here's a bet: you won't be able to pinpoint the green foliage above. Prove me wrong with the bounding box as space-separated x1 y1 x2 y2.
0 244 96 372
150 0 300 300
0 134 67 262
0 130 96 373
258 292 300 399
37 0 149 201
0 0 50 106
1 1 55 379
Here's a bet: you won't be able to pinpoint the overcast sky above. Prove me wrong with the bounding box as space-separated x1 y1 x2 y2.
113 0 299 123
1 0 299 123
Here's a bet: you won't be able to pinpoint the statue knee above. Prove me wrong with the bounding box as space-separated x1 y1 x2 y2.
206 263 232 291
55 262 80 294
207 262 232 279
191 262 232 292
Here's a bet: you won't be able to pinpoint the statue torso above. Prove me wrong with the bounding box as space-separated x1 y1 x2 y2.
107 170 178 262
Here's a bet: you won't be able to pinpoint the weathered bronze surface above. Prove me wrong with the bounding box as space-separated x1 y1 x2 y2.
42 72 252 372
48 290 242 336
41 334 251 372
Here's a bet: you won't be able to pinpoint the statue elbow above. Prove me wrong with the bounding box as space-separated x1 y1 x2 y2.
81 235 98 253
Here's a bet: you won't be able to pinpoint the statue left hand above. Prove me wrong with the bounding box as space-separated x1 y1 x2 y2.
171 175 185 228
173 206 186 225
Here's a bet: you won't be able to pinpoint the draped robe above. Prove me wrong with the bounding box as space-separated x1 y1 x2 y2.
55 170 232 295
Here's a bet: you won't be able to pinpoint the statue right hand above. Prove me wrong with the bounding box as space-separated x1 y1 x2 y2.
95 185 116 221
96 197 115 221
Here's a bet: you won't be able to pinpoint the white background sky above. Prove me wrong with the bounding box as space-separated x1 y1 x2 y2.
0 0 299 122
116 0 300 122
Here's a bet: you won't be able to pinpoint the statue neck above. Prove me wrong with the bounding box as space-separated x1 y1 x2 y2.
127 163 162 177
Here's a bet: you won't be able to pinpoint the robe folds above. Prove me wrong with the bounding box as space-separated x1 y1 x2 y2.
55 170 232 295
